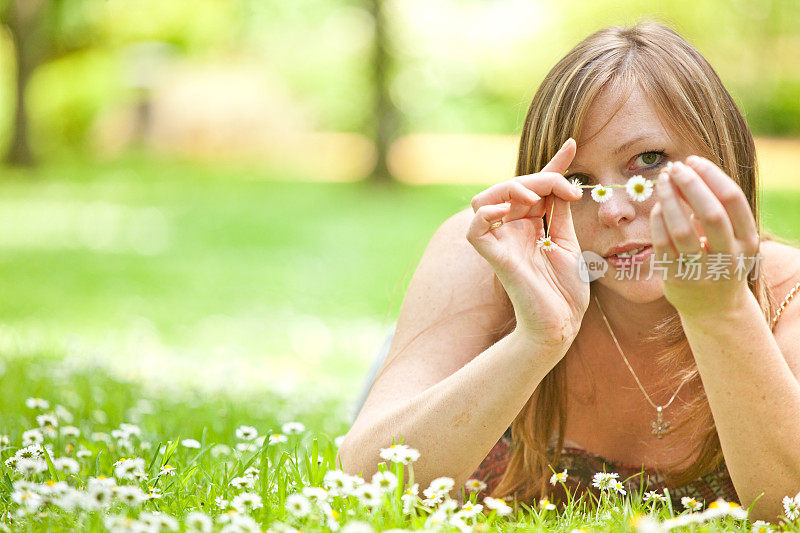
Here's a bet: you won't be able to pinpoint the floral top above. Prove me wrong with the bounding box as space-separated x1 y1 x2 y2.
469 430 736 509
470 280 800 509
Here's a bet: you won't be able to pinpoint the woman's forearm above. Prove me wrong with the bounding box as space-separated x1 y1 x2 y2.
680 287 800 521
337 329 570 493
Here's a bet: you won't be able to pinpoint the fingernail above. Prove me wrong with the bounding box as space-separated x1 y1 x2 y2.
559 138 572 152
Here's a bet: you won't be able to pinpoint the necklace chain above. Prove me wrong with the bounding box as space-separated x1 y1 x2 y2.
592 294 688 413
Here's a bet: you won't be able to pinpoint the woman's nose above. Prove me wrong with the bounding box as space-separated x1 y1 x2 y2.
597 187 638 227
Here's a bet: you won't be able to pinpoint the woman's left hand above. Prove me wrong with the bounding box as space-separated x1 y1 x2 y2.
649 156 761 318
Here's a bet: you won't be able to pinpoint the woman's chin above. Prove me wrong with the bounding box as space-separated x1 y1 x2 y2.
594 271 665 303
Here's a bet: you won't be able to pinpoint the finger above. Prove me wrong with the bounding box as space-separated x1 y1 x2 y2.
467 202 512 244
541 138 577 175
668 161 735 253
650 202 677 257
471 181 541 213
513 171 583 202
656 172 704 255
684 155 759 247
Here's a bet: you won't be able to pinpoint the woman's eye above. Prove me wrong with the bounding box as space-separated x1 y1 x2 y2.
636 151 665 168
567 175 590 186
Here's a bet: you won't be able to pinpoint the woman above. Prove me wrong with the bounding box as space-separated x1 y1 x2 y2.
338 20 800 521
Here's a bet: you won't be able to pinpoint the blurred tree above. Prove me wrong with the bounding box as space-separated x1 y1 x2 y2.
0 0 96 165
368 0 398 183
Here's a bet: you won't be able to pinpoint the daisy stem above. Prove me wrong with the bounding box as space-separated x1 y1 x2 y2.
545 197 555 239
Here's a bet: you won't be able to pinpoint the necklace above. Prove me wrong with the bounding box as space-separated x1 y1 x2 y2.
592 294 688 439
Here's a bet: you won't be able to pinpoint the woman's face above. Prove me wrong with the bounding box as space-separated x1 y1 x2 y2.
566 84 698 303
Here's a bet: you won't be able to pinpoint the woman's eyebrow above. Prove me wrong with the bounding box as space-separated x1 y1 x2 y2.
613 133 663 155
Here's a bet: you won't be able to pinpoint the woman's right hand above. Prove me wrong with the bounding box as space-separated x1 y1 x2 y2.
466 138 590 347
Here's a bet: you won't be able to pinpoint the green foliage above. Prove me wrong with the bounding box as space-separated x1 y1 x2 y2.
4 0 800 157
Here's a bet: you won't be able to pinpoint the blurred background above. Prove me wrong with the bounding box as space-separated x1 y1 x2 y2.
0 0 798 403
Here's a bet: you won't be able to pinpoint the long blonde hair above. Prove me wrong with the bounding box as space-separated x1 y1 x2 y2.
489 18 780 504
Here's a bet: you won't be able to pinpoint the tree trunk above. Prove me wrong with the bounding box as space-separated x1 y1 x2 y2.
4 0 44 166
369 0 398 183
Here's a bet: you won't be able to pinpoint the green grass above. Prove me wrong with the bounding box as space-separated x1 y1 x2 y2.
1 156 800 531
0 155 482 394
1 355 797 532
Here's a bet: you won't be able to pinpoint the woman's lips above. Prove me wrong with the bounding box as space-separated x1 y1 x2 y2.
604 245 654 269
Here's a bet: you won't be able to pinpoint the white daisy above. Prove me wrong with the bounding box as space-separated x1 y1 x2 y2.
643 490 667 503
301 486 329 503
12 488 42 511
354 483 384 508
401 484 419 515
16 458 47 476
424 509 449 528
426 476 455 496
371 470 398 493
36 414 58 431
159 464 177 477
625 175 654 201
230 476 255 490
114 485 147 506
211 444 233 456
783 492 800 520
15 444 43 459
140 512 178 532
378 443 420 464
22 429 44 446
232 492 263 513
706 499 747 520
281 422 306 435
590 184 613 202
285 493 311 518
117 423 142 438
185 511 213 533
591 472 619 491
549 469 568 486
181 438 201 449
752 520 773 533
54 457 80 475
339 521 375 533
457 501 483 519
60 426 80 438
114 457 146 480
464 478 487 492
235 426 258 441
569 177 584 198
536 235 557 251
323 469 356 497
25 398 50 409
269 434 288 445
681 496 702 511
612 481 627 495
483 496 512 516
539 498 556 511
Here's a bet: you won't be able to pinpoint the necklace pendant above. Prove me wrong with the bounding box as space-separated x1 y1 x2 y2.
650 406 671 439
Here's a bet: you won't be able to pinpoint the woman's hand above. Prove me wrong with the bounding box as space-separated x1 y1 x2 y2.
649 156 761 318
466 138 590 347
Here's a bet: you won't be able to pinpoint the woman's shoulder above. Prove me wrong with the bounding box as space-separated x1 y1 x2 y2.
760 238 800 296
